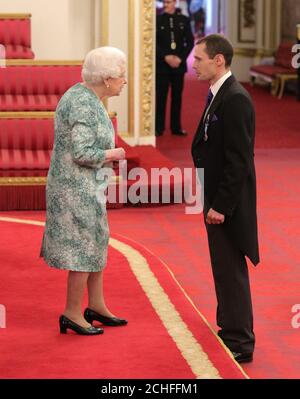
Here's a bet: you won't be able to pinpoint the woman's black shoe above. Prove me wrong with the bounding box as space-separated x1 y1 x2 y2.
59 314 104 335
84 307 128 326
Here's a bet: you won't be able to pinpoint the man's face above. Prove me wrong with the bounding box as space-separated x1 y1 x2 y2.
163 0 176 14
192 43 218 82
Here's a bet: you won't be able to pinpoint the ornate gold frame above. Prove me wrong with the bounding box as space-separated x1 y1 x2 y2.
139 0 155 137
128 0 135 137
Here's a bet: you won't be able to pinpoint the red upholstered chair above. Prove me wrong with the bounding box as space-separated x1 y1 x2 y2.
0 14 34 59
0 117 53 177
250 41 298 98
0 64 82 111
0 113 122 210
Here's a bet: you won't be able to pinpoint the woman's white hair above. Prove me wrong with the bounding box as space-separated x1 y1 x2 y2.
81 46 126 86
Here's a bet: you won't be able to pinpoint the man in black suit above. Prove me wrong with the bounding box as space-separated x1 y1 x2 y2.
191 34 259 363
156 0 194 136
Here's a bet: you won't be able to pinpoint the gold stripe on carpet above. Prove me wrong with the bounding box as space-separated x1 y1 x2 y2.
109 237 221 379
114 234 250 379
0 216 247 379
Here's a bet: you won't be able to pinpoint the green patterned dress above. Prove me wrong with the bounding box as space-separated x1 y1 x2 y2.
40 83 115 272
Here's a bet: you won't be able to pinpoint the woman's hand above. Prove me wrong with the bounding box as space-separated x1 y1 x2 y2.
105 148 126 162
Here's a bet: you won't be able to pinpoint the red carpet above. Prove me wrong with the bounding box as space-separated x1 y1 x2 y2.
135 68 300 378
1 69 299 380
0 215 246 379
108 153 300 380
157 73 300 152
117 137 185 205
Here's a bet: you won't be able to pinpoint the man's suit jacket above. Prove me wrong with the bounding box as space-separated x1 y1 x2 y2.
191 75 260 266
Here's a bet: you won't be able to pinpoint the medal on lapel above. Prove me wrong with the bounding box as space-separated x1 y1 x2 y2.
204 114 210 142
169 17 176 50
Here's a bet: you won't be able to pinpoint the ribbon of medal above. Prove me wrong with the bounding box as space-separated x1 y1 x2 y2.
169 17 176 50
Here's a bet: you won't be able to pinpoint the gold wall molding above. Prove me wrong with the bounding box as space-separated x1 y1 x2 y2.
0 175 120 186
0 112 54 119
0 177 46 186
0 111 116 119
6 60 83 66
139 0 155 137
234 47 275 57
0 13 31 19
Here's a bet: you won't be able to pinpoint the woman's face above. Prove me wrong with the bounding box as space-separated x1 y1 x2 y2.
107 66 127 96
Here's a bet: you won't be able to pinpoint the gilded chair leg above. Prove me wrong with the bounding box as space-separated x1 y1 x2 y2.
271 78 279 96
278 77 285 99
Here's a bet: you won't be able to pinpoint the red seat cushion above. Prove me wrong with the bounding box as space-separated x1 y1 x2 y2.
0 169 48 177
0 65 82 111
0 65 81 111
0 66 82 95
250 64 296 78
0 118 53 170
275 41 296 69
0 149 51 170
0 19 32 47
0 94 61 111
4 44 34 59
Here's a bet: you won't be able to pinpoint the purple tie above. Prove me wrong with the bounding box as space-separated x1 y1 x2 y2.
206 89 213 108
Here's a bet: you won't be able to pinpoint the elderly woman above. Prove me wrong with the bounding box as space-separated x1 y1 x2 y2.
41 47 128 335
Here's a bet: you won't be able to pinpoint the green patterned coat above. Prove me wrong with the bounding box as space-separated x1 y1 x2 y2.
41 83 115 272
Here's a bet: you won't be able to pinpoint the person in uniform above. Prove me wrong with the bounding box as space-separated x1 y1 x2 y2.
156 0 194 136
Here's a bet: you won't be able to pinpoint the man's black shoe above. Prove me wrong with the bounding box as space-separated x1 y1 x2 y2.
172 130 188 136
155 131 164 137
232 352 253 363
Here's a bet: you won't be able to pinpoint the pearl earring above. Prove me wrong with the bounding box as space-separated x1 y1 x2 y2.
106 84 110 88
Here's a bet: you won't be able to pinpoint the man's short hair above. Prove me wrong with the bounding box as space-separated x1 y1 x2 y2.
196 34 234 67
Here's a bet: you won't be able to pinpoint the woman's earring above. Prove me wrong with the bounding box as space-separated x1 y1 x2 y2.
106 84 110 88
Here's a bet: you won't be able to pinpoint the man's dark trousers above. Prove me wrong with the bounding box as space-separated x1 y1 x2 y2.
156 70 184 134
204 204 255 354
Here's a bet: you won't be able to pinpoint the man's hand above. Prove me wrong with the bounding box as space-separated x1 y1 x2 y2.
206 208 225 225
164 55 182 68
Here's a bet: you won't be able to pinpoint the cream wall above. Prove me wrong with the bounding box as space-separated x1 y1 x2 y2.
104 0 129 135
282 0 300 40
225 0 282 82
101 0 155 145
1 0 156 145
0 0 94 59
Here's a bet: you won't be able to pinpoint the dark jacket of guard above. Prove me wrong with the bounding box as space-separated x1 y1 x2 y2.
156 10 194 75
191 75 260 266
